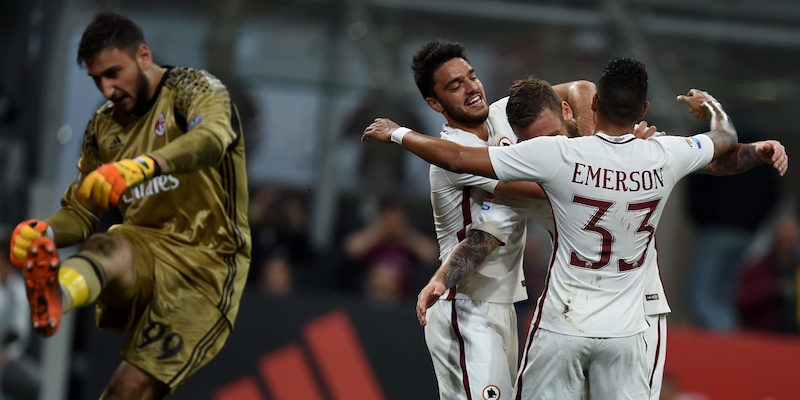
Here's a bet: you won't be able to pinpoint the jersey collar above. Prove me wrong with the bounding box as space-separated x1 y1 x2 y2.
595 132 637 144
132 66 173 118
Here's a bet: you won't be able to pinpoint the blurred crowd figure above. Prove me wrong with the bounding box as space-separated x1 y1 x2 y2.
0 238 40 400
342 197 439 303
736 212 800 334
247 186 441 303
684 146 781 332
248 186 316 296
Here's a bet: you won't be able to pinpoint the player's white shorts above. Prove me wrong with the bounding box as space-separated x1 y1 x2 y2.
424 299 518 400
644 313 668 400
515 327 649 400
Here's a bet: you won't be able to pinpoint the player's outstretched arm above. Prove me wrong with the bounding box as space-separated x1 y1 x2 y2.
416 229 502 326
676 89 738 160
699 140 788 176
362 118 497 179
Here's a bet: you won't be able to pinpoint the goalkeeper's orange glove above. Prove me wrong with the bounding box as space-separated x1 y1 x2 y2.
10 219 52 268
77 155 160 208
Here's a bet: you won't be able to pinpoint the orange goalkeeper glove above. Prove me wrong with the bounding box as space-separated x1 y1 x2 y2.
10 219 53 268
77 155 160 208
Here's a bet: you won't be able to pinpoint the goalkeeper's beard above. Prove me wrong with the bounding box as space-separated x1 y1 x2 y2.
127 67 151 117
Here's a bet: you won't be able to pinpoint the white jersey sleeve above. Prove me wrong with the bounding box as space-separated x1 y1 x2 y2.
649 134 715 177
488 135 566 184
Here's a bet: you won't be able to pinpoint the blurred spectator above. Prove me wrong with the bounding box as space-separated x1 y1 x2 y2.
736 213 800 334
340 95 428 199
248 186 316 289
0 239 40 400
684 145 780 331
364 262 405 304
258 253 294 297
342 197 439 302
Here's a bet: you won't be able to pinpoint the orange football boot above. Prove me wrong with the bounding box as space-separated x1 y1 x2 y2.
23 236 62 337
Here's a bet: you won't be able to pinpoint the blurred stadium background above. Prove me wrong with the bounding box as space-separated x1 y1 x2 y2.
1 0 799 399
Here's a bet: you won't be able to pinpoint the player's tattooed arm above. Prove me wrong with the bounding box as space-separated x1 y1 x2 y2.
440 230 502 288
677 89 738 160
699 140 788 176
416 229 502 326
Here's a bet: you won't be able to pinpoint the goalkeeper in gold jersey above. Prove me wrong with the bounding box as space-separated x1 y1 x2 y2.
8 12 250 398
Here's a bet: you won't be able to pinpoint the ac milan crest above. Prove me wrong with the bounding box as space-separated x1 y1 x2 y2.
154 113 166 136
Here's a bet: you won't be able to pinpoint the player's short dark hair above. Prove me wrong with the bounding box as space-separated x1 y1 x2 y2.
597 57 648 125
77 12 146 67
506 77 562 130
411 40 468 99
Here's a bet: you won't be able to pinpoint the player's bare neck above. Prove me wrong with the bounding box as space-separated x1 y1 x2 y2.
146 66 166 100
593 120 629 137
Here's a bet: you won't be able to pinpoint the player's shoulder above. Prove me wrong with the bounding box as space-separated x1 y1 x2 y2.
166 66 231 116
165 66 228 95
647 134 708 153
489 96 508 113
86 101 115 131
95 101 114 116
486 97 510 132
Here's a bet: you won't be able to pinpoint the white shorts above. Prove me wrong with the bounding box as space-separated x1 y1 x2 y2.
515 328 649 400
424 299 518 400
644 314 668 400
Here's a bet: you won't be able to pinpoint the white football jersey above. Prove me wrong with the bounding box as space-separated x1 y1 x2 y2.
643 248 671 316
488 132 714 337
430 98 527 303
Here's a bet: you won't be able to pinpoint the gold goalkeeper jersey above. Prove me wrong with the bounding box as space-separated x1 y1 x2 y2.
54 66 251 313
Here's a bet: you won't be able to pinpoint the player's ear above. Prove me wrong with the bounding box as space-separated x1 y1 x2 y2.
591 94 598 112
136 43 153 69
638 100 650 119
426 97 443 113
561 100 574 122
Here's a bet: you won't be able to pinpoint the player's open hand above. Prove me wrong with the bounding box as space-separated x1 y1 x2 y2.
416 280 446 326
633 121 665 139
676 89 719 120
361 118 400 143
755 140 789 176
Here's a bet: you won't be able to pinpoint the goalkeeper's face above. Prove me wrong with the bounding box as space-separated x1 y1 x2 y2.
87 46 152 116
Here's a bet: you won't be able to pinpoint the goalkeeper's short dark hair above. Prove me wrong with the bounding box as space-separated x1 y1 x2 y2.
77 12 146 67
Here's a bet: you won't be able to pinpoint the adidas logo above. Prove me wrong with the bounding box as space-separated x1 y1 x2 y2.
110 136 124 150
214 310 386 400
